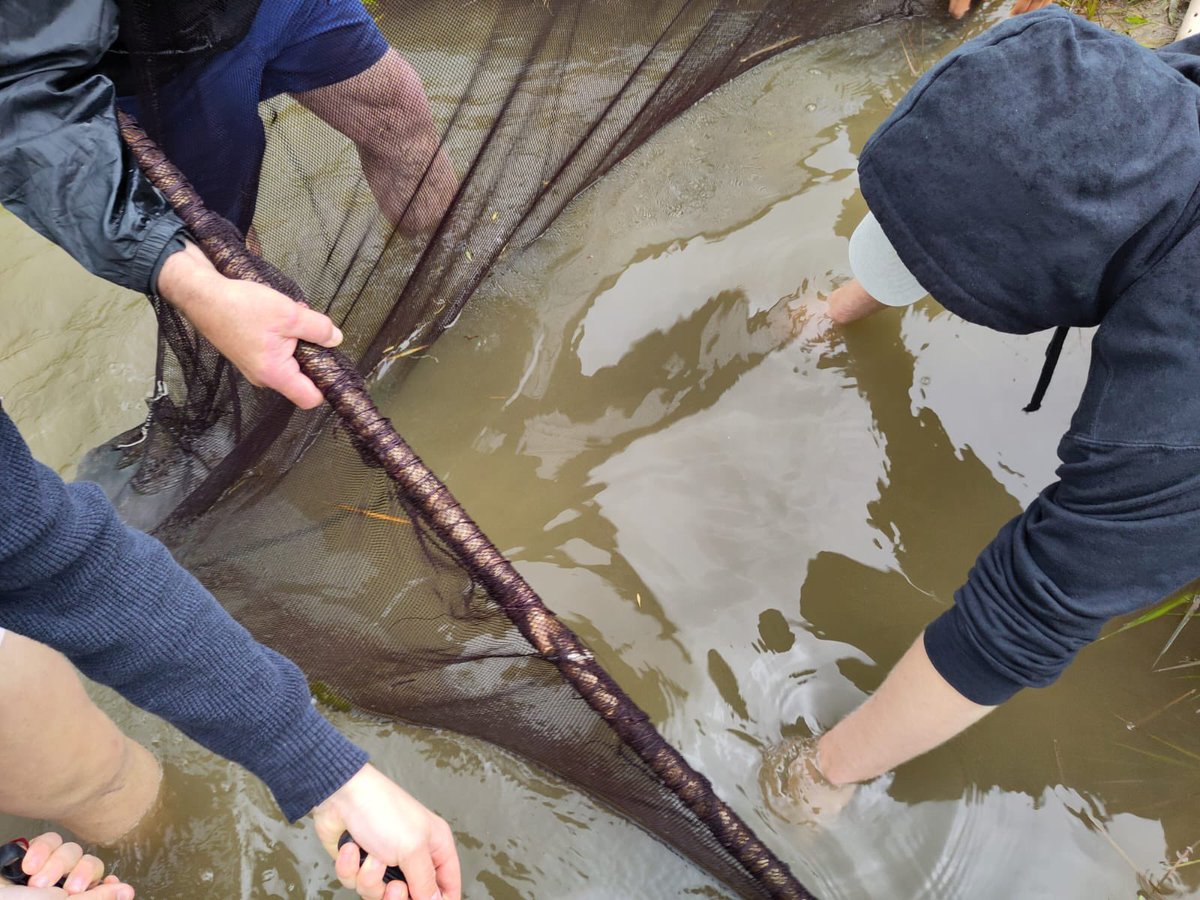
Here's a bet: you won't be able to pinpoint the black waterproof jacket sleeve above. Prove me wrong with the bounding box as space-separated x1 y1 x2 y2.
0 0 187 294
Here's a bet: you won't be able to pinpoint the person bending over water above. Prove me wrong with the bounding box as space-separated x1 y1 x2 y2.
0 3 460 899
784 6 1200 807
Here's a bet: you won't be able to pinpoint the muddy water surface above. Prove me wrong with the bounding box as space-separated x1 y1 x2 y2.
2 5 1199 898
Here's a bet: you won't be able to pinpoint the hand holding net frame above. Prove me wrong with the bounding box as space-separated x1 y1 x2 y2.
118 111 813 899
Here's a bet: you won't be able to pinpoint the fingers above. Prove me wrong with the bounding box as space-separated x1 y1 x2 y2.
335 841 395 900
354 855 393 900
80 881 134 900
21 833 118 897
430 818 461 900
311 766 458 900
62 855 106 895
1010 0 1052 14
22 833 64 877
394 848 437 900
289 306 344 349
948 0 972 18
333 839 447 900
0 875 133 900
25 835 97 891
335 840 362 890
266 355 325 410
270 306 341 407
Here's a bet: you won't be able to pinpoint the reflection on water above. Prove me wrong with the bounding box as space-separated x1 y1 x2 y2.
0 217 156 480
2 3 1199 898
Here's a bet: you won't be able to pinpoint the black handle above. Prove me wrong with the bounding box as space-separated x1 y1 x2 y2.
0 840 66 888
337 832 406 884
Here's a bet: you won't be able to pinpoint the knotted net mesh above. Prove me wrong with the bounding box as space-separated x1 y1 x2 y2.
87 1 929 895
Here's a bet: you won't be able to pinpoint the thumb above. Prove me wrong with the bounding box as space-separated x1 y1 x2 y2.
312 813 346 860
289 307 344 349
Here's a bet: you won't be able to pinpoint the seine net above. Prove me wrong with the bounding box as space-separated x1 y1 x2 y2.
88 0 928 895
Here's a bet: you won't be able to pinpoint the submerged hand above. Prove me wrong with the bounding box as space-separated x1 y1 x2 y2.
760 738 856 827
312 764 461 900
948 0 1053 19
825 278 887 325
156 242 344 409
1 833 133 899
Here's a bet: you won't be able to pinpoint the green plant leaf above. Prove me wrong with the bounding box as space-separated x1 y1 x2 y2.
1103 594 1194 639
1154 594 1200 667
1125 14 1149 23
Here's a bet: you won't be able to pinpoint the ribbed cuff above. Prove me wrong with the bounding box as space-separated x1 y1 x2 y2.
148 231 190 296
923 608 1024 706
131 214 188 296
255 703 371 822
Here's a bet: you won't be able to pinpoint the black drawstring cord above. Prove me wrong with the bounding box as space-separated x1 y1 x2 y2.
1023 325 1070 413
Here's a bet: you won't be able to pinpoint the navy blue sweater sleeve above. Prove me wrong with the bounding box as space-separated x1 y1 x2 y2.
0 0 187 294
0 410 367 820
925 438 1200 705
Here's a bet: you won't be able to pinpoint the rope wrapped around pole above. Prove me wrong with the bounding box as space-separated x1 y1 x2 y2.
117 109 813 900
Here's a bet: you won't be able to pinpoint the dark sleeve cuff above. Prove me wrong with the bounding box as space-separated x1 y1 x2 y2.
148 230 190 297
255 698 371 822
132 214 188 296
924 608 1025 706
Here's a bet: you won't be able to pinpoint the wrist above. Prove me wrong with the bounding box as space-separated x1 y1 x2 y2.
155 242 225 314
813 732 852 786
149 232 189 297
314 763 371 814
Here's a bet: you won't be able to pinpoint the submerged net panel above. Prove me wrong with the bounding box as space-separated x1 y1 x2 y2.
122 117 803 895
95 0 930 895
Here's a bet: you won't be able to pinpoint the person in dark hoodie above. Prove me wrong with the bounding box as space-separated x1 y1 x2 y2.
789 6 1200 795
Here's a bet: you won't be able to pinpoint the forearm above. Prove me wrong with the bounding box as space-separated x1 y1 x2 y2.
0 0 186 293
815 633 996 785
295 50 455 232
155 240 226 313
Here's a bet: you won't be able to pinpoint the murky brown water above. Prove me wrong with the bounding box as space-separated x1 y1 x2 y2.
3 5 1199 898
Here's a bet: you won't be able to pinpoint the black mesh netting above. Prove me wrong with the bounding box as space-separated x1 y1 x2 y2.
86 1 931 896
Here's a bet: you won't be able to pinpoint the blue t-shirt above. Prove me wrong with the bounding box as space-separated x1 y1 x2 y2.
121 0 389 232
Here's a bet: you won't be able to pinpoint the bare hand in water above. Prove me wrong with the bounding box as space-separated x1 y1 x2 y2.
825 278 887 325
760 737 857 827
948 0 1053 19
773 283 836 344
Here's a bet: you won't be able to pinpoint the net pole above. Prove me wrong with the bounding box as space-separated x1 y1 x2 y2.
118 110 815 900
